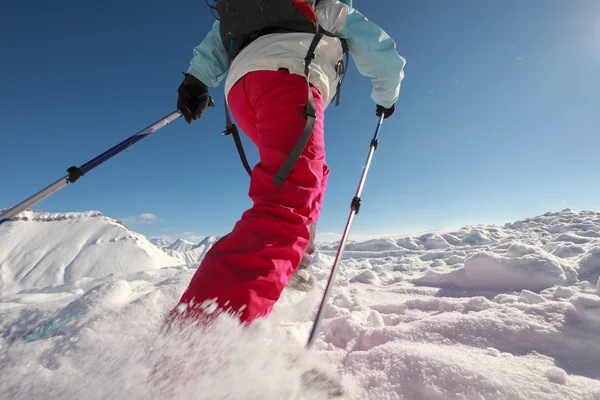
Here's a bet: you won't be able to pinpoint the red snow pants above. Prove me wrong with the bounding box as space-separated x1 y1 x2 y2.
167 69 329 326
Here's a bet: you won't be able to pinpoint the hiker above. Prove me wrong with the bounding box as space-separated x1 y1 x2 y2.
167 0 405 326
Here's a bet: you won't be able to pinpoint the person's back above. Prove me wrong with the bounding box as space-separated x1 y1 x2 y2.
167 0 406 327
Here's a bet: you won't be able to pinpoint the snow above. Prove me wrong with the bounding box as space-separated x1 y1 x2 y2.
546 367 568 384
413 252 572 292
150 238 172 248
0 210 181 294
579 247 600 282
546 242 587 258
418 233 450 250
553 286 575 299
165 238 197 253
159 236 219 265
349 270 379 284
2 209 600 399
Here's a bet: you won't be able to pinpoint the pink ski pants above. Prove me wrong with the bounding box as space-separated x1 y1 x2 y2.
167 69 329 325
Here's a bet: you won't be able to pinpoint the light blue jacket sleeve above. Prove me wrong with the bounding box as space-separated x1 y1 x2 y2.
186 21 231 88
338 8 406 109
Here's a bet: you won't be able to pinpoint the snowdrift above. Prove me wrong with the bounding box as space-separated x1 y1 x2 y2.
0 210 182 294
2 208 600 399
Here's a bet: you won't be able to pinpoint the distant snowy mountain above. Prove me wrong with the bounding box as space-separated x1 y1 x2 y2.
0 210 182 294
150 238 172 248
193 235 219 252
2 208 600 399
156 235 221 265
166 238 197 253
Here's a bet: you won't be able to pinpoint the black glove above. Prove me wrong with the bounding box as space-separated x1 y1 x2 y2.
177 73 210 124
376 103 395 119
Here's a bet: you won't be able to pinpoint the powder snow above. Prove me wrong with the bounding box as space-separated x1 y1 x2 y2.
1 208 600 399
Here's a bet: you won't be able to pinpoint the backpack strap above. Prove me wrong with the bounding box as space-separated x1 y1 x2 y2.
223 97 253 177
272 32 324 186
223 33 326 186
333 39 349 106
318 27 349 107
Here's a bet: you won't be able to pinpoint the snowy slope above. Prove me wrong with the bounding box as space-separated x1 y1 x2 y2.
0 210 182 294
1 209 600 399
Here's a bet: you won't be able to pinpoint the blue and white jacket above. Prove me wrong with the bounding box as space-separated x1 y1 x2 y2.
186 0 405 109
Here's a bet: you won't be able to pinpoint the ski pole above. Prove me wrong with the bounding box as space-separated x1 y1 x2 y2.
0 111 183 225
306 114 385 349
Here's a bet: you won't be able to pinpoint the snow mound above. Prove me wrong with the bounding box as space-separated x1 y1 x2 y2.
553 286 575 299
413 252 570 291
518 289 546 304
569 294 600 330
418 233 450 250
344 238 399 252
506 242 538 257
446 254 464 265
345 342 589 399
579 247 600 282
461 228 495 245
547 243 587 258
396 236 422 250
0 210 181 294
554 233 591 245
441 233 462 246
349 270 379 284
545 367 568 384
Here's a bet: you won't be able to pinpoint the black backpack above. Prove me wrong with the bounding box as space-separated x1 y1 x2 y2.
206 0 320 59
206 0 348 186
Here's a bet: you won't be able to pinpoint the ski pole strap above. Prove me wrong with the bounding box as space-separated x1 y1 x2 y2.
66 166 84 183
333 39 349 107
303 33 323 76
272 33 323 187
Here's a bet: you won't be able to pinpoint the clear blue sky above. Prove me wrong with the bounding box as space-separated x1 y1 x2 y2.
1 0 598 242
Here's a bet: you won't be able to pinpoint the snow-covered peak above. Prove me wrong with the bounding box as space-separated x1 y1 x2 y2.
150 238 172 248
193 235 219 250
3 209 105 223
166 238 198 253
0 210 182 294
161 235 219 265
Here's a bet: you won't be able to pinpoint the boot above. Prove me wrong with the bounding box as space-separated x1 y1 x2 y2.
288 268 316 292
287 222 317 292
